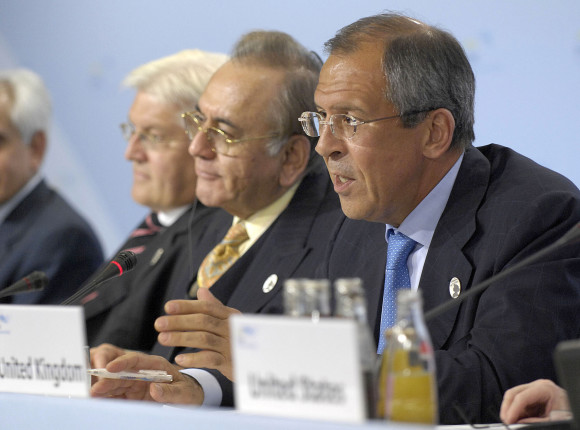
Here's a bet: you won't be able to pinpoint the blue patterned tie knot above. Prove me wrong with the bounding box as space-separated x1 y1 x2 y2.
386 232 416 271
377 230 417 354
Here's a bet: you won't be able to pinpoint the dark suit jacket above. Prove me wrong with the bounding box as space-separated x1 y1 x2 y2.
0 180 103 304
151 165 345 403
322 144 580 424
85 202 231 351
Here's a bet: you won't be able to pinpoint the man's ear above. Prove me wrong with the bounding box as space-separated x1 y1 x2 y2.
422 108 455 160
29 130 47 170
279 134 311 187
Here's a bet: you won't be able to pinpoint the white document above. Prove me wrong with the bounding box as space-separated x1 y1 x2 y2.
0 305 89 397
231 314 366 423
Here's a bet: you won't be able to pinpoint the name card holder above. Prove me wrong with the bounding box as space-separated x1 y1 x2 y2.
0 305 89 398
230 314 366 424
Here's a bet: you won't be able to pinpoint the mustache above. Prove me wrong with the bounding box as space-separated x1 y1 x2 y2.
325 159 354 178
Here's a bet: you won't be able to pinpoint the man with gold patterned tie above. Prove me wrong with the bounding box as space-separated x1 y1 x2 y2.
89 30 345 406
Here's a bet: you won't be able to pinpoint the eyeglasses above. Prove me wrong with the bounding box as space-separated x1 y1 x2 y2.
120 122 178 150
298 110 430 140
182 111 280 156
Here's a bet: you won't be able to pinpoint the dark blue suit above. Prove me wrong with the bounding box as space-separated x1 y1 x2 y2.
0 180 103 304
151 163 345 403
84 202 230 351
322 144 580 424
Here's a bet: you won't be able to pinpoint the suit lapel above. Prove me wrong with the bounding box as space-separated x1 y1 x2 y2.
326 218 387 341
139 204 203 272
156 171 334 360
0 181 50 257
221 231 310 313
420 146 490 349
213 170 332 313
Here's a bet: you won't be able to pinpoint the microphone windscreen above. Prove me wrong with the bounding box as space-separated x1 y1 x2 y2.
28 271 49 290
0 271 48 299
115 250 137 272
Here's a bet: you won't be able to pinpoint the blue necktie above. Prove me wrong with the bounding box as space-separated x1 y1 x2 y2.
377 230 417 354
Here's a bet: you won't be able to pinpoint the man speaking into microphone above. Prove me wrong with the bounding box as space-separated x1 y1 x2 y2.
313 13 580 424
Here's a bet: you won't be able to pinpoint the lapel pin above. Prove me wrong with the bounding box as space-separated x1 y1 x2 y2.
150 248 164 266
449 277 461 299
262 274 278 293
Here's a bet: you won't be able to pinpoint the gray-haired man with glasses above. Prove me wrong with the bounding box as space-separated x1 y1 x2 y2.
89 31 345 407
310 12 580 425
83 49 231 352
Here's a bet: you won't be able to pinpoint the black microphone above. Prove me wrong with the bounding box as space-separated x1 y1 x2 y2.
61 251 137 305
0 271 48 299
424 220 580 321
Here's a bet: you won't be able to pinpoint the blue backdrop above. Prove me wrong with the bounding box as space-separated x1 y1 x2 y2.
1 0 579 254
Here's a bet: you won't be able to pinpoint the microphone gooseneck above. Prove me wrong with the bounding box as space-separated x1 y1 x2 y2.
424 220 580 322
0 271 48 299
61 251 137 305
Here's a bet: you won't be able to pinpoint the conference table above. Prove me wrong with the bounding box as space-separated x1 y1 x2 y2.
0 392 431 430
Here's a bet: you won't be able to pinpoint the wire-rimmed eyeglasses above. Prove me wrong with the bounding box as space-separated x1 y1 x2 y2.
120 122 179 150
182 111 279 156
298 110 431 140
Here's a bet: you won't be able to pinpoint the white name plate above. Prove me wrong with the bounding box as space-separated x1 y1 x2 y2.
230 314 365 424
0 305 89 397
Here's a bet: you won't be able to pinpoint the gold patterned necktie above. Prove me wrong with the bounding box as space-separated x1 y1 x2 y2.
196 222 249 288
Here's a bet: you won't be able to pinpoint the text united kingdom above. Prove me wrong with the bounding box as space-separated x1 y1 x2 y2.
0 356 84 387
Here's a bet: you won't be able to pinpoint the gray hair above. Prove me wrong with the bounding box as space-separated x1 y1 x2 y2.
231 31 322 166
324 13 475 150
123 49 229 112
0 68 52 144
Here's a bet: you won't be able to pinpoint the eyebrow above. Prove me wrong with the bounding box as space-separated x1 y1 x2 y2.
126 119 166 134
195 104 243 132
315 104 368 116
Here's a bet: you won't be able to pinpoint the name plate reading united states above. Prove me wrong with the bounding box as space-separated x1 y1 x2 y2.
0 305 89 397
230 314 365 423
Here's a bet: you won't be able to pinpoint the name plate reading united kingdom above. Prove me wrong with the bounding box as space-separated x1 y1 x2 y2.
0 305 89 397
230 314 365 423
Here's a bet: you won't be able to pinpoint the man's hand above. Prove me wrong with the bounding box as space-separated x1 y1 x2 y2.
89 343 128 369
90 351 204 404
500 379 571 424
154 287 241 380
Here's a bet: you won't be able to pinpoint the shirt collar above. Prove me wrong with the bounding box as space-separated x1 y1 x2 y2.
387 152 464 248
233 181 301 245
0 173 43 225
157 204 191 227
